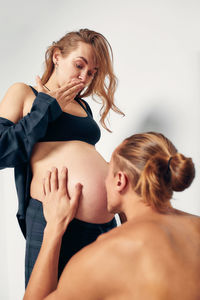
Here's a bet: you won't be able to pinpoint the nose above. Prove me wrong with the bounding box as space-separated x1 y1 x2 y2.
78 70 88 83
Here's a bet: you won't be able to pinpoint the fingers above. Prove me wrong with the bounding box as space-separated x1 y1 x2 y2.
75 183 83 199
42 167 82 207
36 75 45 93
61 82 84 100
51 167 58 192
42 177 46 197
43 170 51 195
43 167 58 195
59 167 69 198
49 80 84 110
71 183 83 212
58 80 84 94
43 167 66 195
57 81 84 104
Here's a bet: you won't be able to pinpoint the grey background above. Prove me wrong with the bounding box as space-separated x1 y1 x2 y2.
0 0 200 298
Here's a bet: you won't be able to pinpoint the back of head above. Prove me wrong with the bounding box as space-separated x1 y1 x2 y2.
113 132 195 212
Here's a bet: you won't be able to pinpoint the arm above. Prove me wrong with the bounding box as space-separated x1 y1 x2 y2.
0 77 85 169
25 224 104 300
43 238 109 300
23 167 118 300
24 225 63 300
25 222 110 300
23 167 83 300
0 83 62 169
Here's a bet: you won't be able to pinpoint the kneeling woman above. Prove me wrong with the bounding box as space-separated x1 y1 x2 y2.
0 29 124 286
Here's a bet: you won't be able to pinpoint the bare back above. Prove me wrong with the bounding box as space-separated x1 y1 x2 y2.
98 211 200 300
50 210 199 300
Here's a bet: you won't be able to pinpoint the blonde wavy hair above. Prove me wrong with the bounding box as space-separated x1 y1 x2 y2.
41 28 124 131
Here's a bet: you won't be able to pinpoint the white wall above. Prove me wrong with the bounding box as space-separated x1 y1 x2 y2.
0 0 199 298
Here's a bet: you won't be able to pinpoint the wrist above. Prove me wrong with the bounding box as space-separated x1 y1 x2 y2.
44 223 68 239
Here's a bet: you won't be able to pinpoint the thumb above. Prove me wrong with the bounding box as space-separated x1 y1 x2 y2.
36 75 45 93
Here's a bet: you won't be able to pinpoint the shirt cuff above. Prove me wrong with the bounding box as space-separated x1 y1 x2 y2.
32 92 63 122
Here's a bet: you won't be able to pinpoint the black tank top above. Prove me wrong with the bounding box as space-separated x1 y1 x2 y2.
29 86 101 145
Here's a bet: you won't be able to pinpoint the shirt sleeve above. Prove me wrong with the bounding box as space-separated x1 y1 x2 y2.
0 92 62 169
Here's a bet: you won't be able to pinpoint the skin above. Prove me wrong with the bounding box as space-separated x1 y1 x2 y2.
0 41 114 223
0 42 96 125
23 152 200 300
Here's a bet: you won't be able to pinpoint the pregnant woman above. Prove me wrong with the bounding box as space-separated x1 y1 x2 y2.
0 28 123 286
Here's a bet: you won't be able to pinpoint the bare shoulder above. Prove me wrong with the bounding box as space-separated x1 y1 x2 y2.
55 223 175 299
0 82 33 122
1 82 32 102
56 227 130 299
181 211 200 232
178 209 200 223
87 224 165 297
93 220 164 257
56 219 200 300
98 219 173 263
61 227 123 275
113 218 167 244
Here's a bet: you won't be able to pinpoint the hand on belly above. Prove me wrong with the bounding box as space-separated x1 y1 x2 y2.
30 141 113 223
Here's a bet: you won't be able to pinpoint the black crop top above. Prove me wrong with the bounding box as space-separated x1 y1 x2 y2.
30 86 101 145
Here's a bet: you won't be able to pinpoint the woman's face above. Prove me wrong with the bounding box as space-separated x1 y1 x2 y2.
54 42 98 88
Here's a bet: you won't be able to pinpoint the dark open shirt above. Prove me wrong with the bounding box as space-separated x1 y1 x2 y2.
0 90 102 237
0 91 101 237
0 92 63 237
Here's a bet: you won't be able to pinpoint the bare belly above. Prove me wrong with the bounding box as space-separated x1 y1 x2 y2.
30 140 114 223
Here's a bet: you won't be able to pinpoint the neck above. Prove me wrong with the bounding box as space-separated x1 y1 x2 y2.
123 196 156 221
120 190 172 222
45 72 60 90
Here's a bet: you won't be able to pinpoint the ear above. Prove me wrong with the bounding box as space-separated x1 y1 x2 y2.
116 171 128 193
52 48 61 64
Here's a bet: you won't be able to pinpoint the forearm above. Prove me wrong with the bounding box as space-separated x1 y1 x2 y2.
23 225 65 300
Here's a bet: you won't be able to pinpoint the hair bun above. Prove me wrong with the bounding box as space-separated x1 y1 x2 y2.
115 132 196 212
137 154 173 211
170 153 195 191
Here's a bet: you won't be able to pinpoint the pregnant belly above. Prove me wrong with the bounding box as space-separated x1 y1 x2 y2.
30 141 114 223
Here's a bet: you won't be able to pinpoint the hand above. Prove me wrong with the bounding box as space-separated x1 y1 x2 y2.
36 76 84 111
42 167 83 235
